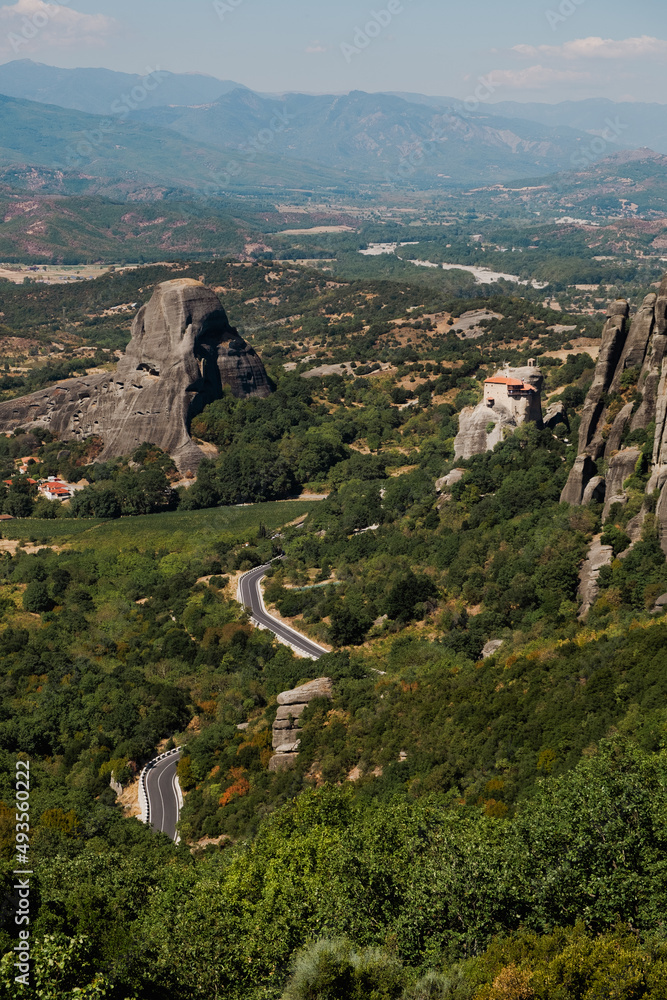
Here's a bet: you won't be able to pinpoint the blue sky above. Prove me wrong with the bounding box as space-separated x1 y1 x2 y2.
1 0 666 102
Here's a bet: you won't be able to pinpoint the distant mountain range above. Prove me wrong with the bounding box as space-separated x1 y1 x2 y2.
0 60 665 196
0 60 243 115
386 93 667 157
0 92 348 197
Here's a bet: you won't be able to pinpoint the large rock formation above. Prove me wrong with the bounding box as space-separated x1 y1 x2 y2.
576 300 629 459
454 364 544 460
0 279 272 474
577 536 614 619
561 274 667 587
269 677 333 772
560 296 647 506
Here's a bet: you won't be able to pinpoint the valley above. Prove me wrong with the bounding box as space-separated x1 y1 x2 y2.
2 45 667 1000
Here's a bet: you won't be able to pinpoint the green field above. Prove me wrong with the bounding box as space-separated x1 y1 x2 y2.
1 500 318 554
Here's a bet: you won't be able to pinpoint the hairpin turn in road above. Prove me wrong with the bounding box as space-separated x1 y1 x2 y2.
238 563 328 661
143 567 326 843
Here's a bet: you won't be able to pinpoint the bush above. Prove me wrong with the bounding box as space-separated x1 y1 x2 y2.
282 939 406 1000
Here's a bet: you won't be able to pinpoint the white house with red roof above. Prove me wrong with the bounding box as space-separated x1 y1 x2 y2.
454 363 544 460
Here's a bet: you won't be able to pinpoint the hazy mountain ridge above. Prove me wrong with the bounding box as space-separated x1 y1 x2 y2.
0 60 243 115
129 88 600 185
0 61 635 189
0 92 349 197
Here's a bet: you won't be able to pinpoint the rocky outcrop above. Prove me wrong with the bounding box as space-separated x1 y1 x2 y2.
454 365 543 460
561 455 598 506
0 279 272 474
582 475 606 505
602 447 641 519
632 276 667 431
543 401 569 431
561 296 651 507
269 677 333 772
656 488 667 557
609 293 655 392
578 536 614 618
481 640 503 659
558 274 667 604
436 469 465 492
577 300 629 457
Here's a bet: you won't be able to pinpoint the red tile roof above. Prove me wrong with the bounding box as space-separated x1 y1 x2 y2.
485 376 536 392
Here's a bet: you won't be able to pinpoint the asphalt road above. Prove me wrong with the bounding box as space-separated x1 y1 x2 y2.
144 750 182 841
239 564 327 660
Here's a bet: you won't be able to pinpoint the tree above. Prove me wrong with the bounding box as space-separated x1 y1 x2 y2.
385 571 438 623
23 580 53 613
330 602 371 646
4 476 35 518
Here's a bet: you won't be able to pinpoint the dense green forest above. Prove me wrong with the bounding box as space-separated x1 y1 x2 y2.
2 260 667 997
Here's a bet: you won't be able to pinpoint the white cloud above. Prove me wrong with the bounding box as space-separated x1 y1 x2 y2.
0 0 118 56
305 41 327 54
513 36 667 61
491 65 591 90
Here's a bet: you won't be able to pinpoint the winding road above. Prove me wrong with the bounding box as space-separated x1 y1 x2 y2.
238 564 328 660
142 748 183 842
142 567 326 842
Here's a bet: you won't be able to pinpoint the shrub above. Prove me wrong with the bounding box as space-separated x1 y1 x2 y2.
282 938 406 1000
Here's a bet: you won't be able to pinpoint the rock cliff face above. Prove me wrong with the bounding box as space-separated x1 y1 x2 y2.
269 678 333 772
561 274 667 569
454 365 543 460
0 279 272 474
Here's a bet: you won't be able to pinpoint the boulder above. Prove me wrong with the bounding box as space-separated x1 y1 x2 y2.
543 401 569 431
268 753 299 772
651 593 667 614
272 730 303 749
277 677 333 706
0 279 272 474
275 703 308 721
481 640 503 659
436 468 465 492
271 677 333 768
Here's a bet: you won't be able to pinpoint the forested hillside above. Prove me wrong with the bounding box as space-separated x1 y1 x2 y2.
1 260 667 997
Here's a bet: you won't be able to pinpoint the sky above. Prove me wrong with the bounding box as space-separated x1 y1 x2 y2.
0 0 666 104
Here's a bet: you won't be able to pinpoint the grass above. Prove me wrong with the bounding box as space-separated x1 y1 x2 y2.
0 519 104 540
0 501 319 556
